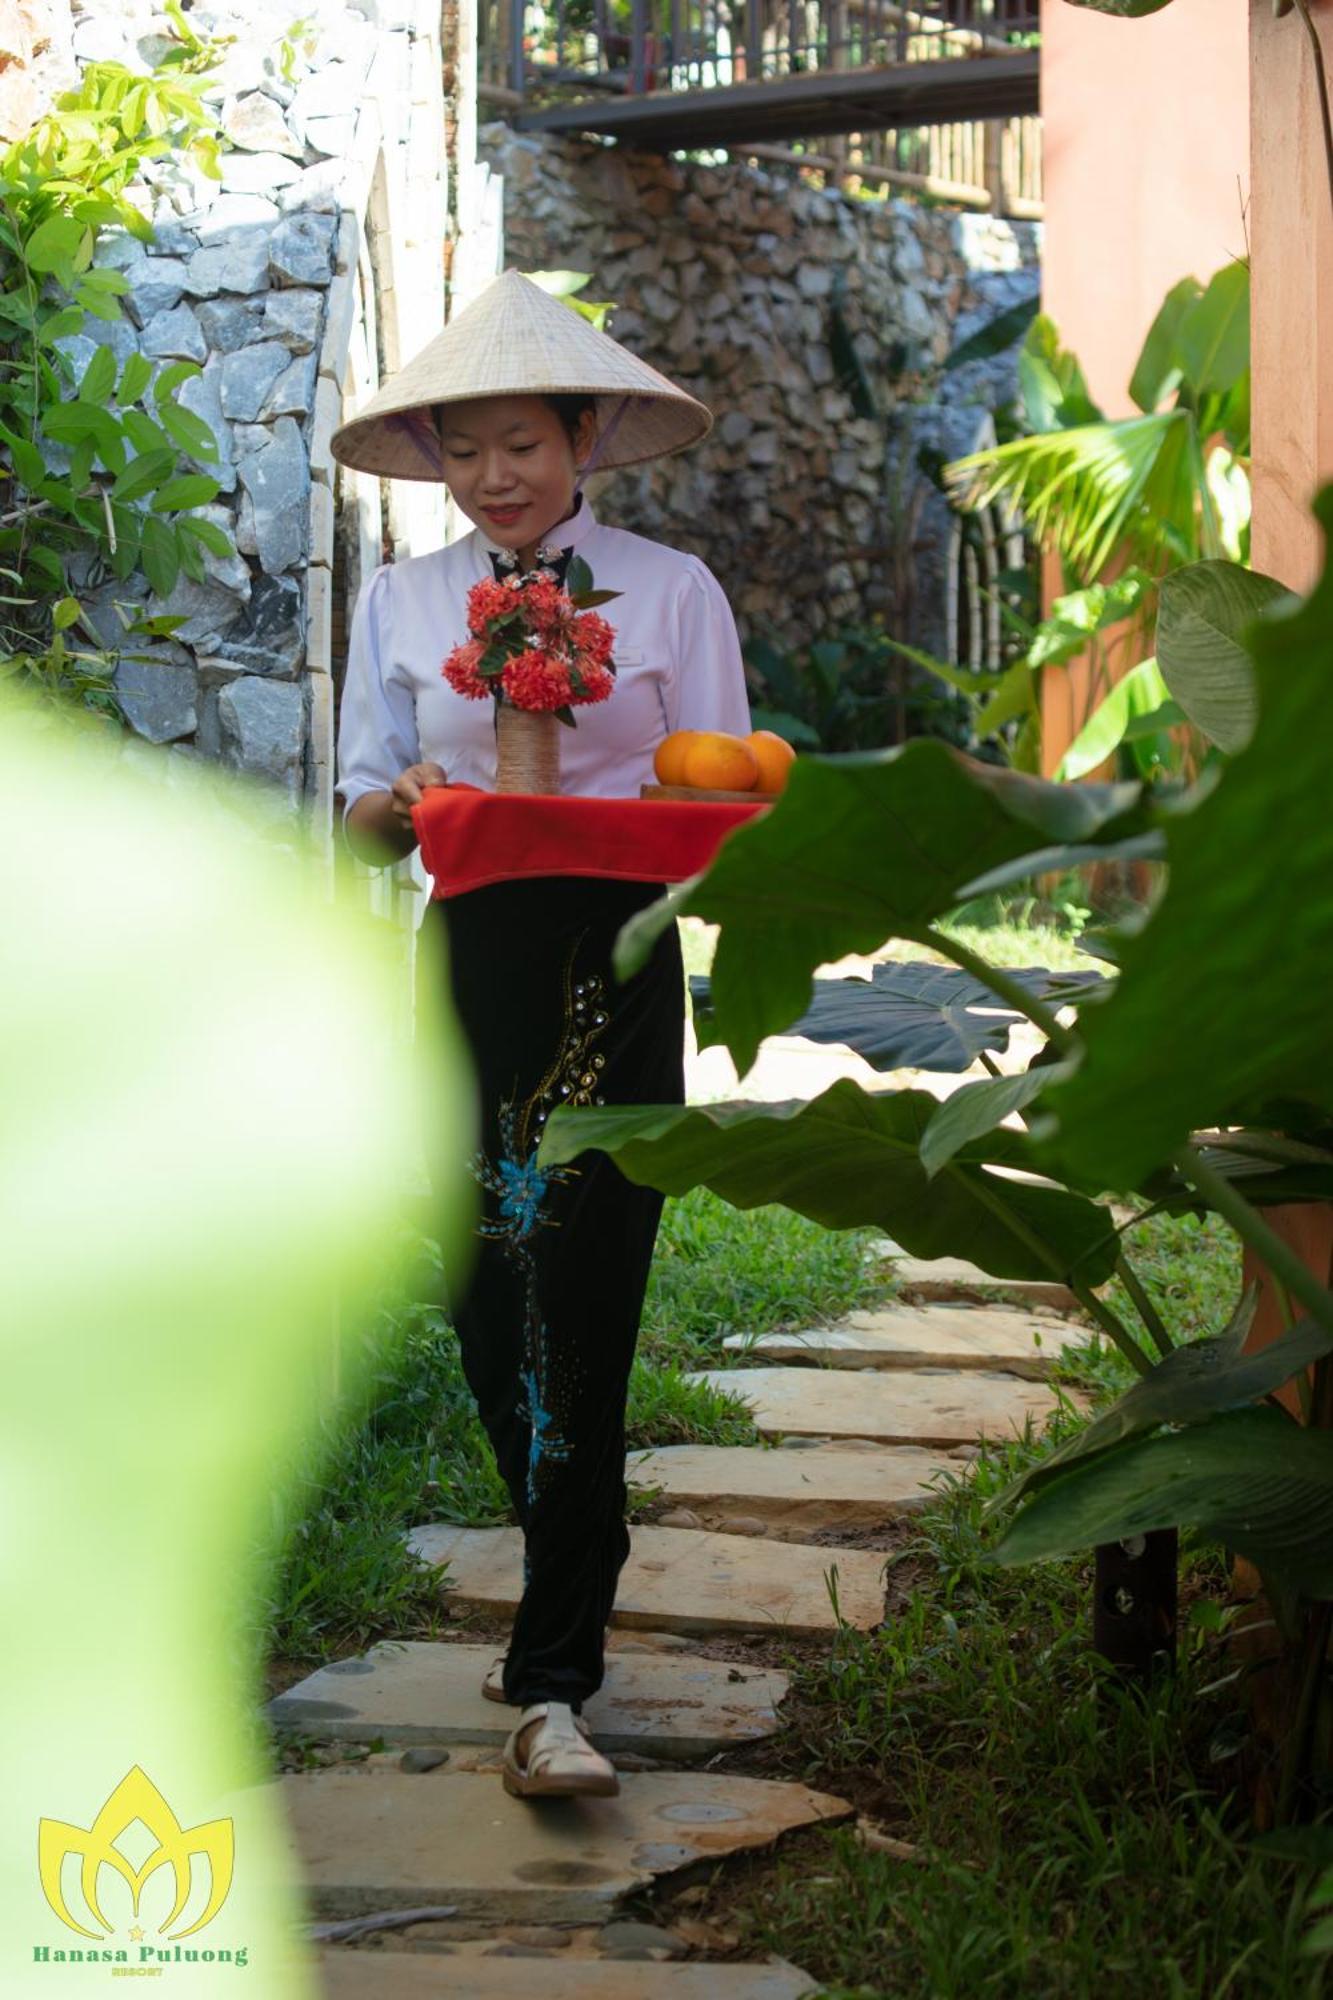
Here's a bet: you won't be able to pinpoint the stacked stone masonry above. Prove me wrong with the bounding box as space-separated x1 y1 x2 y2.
485 126 1040 653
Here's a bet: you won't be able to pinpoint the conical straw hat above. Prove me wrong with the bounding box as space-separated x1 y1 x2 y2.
330 268 712 482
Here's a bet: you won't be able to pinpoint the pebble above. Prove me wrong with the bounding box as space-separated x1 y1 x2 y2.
596 1919 688 1959
611 1630 692 1652
398 1746 450 1773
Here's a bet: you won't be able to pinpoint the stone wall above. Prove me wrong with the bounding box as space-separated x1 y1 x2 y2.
484 124 1040 655
48 0 458 843
0 0 75 140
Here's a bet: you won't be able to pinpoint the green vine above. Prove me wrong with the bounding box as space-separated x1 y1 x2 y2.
0 24 236 723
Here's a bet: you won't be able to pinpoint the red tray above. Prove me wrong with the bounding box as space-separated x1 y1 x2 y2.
412 783 769 898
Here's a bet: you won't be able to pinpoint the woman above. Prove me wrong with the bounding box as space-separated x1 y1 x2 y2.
331 270 751 1801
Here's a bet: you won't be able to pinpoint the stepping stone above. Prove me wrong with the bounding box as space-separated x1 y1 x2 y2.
319 1946 820 1996
627 1442 952 1530
873 1241 1081 1313
409 1523 888 1634
266 1641 787 1760
686 1367 1072 1448
722 1302 1088 1381
279 1764 852 1921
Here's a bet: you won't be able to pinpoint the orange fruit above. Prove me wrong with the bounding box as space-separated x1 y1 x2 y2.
682 731 760 793
653 730 702 787
746 729 796 795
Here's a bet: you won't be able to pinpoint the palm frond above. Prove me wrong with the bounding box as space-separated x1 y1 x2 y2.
944 410 1202 586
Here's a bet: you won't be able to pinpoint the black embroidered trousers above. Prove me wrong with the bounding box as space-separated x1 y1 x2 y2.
415 875 685 1712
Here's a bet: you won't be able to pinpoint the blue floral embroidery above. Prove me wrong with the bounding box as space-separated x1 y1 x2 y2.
472 1102 576 1246
467 939 613 1509
522 1361 574 1505
497 1155 549 1239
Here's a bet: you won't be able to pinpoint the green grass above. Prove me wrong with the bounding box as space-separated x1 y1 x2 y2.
679 891 1102 986
1110 1205 1244 1349
642 1183 893 1371
719 1418 1325 1998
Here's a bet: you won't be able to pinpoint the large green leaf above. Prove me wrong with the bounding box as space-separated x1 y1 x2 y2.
1027 573 1154 671
957 832 1165 900
78 343 118 407
538 1080 1120 1287
1061 0 1176 13
1129 277 1200 414
1174 261 1250 400
614 744 1147 1077
993 1406 1333 1598
156 401 218 461
23 214 85 276
920 1066 1066 1178
1155 560 1296 752
970 658 1042 740
691 963 1102 1076
999 1291 1333 1507
110 449 175 504
1017 314 1102 434
1054 658 1179 781
945 295 1041 373
1038 485 1333 1188
879 638 1011 703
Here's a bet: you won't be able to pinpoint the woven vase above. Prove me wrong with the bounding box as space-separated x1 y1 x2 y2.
495 700 562 795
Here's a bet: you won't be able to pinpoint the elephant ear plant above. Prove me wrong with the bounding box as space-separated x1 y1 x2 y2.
538 484 1333 1821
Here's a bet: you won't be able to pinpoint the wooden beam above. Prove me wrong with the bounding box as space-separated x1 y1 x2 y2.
512 50 1040 148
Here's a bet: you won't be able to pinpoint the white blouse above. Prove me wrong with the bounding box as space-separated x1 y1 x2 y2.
336 494 753 821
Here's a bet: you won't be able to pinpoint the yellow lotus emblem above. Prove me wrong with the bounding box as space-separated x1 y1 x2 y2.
38 1767 233 1941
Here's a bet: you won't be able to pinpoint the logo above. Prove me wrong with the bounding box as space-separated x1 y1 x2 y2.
32 1767 249 1970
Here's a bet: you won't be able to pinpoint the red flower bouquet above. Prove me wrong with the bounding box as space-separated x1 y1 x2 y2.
442 556 620 727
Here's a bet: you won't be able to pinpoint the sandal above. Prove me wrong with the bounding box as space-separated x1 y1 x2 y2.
481 1654 510 1704
502 1701 620 1799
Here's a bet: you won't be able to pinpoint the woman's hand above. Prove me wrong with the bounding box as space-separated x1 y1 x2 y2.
389 761 448 833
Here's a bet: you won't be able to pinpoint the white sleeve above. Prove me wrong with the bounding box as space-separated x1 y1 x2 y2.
336 563 421 825
667 557 753 736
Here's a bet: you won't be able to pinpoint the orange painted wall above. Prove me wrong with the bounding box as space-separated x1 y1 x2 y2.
1038 0 1250 772
1041 0 1250 420
1249 0 1333 593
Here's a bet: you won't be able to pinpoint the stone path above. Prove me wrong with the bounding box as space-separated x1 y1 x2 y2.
723 1300 1089 1380
280 1764 852 1922
872 1240 1081 1314
272 1024 1095 1988
318 1949 821 1996
270 1642 789 1759
625 1440 955 1531
688 1364 1076 1447
406 1522 891 1634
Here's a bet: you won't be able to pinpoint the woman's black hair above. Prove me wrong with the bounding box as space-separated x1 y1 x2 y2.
432 395 597 445
541 393 599 442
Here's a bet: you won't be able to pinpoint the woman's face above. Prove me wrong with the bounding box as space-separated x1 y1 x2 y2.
435 395 597 552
